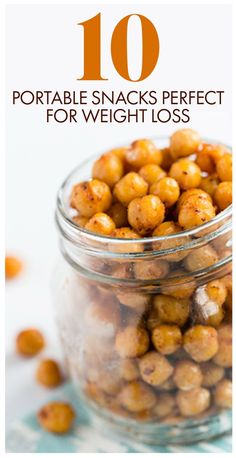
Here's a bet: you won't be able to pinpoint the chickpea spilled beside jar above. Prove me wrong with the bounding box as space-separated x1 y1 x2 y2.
55 129 232 445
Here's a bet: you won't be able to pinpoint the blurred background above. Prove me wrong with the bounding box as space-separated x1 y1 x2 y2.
6 3 232 429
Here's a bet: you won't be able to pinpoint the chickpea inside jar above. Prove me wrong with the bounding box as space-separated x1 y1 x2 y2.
55 130 232 445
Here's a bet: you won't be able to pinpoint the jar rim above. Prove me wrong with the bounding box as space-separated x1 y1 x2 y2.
56 136 232 253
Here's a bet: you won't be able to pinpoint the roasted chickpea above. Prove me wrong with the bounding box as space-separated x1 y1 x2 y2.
16 328 45 357
200 362 225 387
139 351 173 386
96 370 122 395
150 177 180 208
177 188 212 212
184 245 218 271
194 280 227 327
38 402 75 434
196 144 225 174
152 325 182 355
214 181 232 211
5 256 23 279
163 272 196 299
128 195 165 236
118 358 139 381
111 227 143 253
116 290 150 312
173 360 203 391
112 262 133 280
107 203 128 228
92 152 124 187
200 174 220 198
85 212 115 235
170 129 201 159
206 279 227 306
156 378 176 392
153 393 176 418
134 259 169 280
214 379 232 409
70 179 112 217
152 222 189 262
178 195 216 230
176 387 210 417
85 300 120 337
108 147 129 162
169 159 201 190
118 381 157 412
36 359 63 388
222 275 232 311
72 214 89 227
183 325 219 362
113 172 148 207
216 153 232 182
139 163 166 186
115 326 149 358
213 324 232 368
152 295 190 327
125 139 162 170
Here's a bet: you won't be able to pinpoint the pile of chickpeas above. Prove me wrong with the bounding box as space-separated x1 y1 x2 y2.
68 129 232 424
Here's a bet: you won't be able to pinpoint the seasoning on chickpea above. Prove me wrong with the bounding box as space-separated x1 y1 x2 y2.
38 402 75 434
178 194 216 230
36 359 63 388
125 139 162 170
92 152 124 187
216 153 232 182
214 181 232 211
214 379 232 409
152 325 182 355
170 129 201 159
70 179 112 218
128 195 165 236
85 212 115 235
177 188 212 212
169 159 201 190
183 325 219 362
139 163 166 186
16 328 45 357
176 387 210 417
118 381 157 412
5 256 23 279
139 351 173 386
115 326 149 358
107 203 128 228
173 360 203 391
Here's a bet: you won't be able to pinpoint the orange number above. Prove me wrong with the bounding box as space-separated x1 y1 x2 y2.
78 13 107 80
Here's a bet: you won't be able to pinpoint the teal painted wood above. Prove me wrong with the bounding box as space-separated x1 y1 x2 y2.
6 384 232 453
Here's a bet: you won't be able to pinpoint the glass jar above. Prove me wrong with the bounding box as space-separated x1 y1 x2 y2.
54 139 232 445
